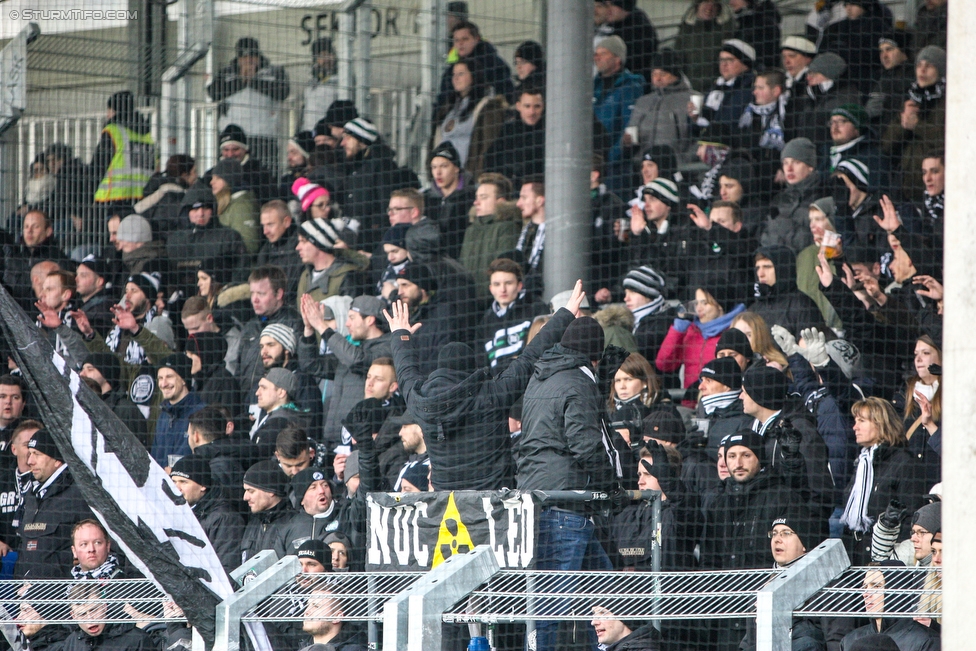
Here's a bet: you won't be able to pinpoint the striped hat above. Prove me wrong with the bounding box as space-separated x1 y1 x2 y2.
622 265 666 300
344 117 378 145
300 217 339 252
641 178 680 208
291 177 330 213
835 158 871 191
261 323 297 355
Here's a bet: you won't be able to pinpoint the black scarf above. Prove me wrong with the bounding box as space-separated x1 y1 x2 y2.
924 192 944 223
71 553 121 580
908 78 946 116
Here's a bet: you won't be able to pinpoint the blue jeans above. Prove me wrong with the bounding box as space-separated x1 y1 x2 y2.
530 508 611 651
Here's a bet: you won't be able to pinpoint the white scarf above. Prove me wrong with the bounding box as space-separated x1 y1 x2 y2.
841 445 878 533
914 380 938 403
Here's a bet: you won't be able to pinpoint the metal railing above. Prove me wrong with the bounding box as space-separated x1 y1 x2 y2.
796 565 943 619
0 578 182 625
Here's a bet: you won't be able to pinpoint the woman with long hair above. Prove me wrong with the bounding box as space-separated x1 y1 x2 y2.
897 334 942 487
731 311 788 370
431 57 508 178
840 397 927 564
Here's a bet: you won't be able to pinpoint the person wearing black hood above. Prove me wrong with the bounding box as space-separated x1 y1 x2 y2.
867 31 916 127
208 37 290 174
210 124 278 205
91 90 155 211
390 263 458 376
821 0 891 95
748 245 829 337
387 282 582 493
80 352 149 445
279 130 316 202
166 183 247 299
512 40 546 97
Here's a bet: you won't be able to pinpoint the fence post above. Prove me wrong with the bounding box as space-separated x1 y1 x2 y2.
755 538 851 651
214 553 301 651
383 545 500 651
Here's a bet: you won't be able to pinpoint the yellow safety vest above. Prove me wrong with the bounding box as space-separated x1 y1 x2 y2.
94 123 155 203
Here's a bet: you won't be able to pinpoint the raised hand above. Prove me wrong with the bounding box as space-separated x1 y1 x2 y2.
383 300 421 334
912 275 944 301
70 309 93 337
771 325 799 357
564 280 586 317
815 249 834 288
687 203 711 231
35 301 62 329
798 327 829 367
110 304 138 333
872 195 902 234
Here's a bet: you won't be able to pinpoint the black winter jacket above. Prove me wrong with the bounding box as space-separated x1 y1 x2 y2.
422 178 477 261
613 486 699 571
839 618 940 651
241 498 291 564
748 245 828 337
166 187 248 294
60 623 156 651
392 307 575 491
17 468 94 578
518 344 616 494
194 486 246 573
256 225 303 299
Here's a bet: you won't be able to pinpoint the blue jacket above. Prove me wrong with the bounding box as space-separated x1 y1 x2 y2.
593 69 645 162
152 392 207 466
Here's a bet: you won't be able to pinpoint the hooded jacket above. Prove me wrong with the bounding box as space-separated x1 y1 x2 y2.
458 202 523 299
338 142 420 249
674 2 736 92
483 114 546 186
166 184 248 294
392 306 575 491
193 486 246 572
241 497 291 563
761 172 828 254
208 52 290 138
627 77 695 163
135 173 188 236
518 344 616 495
748 245 829 336
193 436 248 499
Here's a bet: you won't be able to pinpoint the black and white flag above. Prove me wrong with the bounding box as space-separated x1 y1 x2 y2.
0 285 267 648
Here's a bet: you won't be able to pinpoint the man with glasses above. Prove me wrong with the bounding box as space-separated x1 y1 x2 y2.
824 104 884 181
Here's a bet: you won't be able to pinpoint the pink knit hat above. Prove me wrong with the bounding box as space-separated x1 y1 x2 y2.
291 177 329 212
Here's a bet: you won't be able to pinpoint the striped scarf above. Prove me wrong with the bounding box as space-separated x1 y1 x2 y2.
841 445 877 533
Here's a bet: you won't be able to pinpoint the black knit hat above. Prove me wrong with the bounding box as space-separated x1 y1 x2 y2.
514 40 545 69
171 455 213 488
400 460 429 491
236 37 261 58
313 118 330 139
311 37 333 57
722 429 766 466
297 539 331 569
211 158 243 192
77 254 112 281
641 145 678 180
85 352 122 391
770 508 822 551
289 130 316 158
181 183 216 213
649 48 683 77
622 265 666 300
218 124 248 150
429 141 462 169
438 342 480 373
292 466 330 500
324 100 359 129
159 353 193 382
641 410 686 444
716 328 753 358
398 263 437 293
560 317 605 362
382 223 411 250
126 272 162 300
107 90 135 117
28 429 64 463
243 459 289 496
741 365 788 412
700 356 743 391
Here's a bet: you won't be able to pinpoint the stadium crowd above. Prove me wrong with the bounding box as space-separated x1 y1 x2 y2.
0 0 949 649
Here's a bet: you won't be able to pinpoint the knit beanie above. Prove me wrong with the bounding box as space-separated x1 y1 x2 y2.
219 123 248 150
243 459 289 496
297 539 331 569
311 36 333 57
596 35 627 63
700 356 743 391
641 410 686 445
429 141 462 169
912 501 941 535
397 263 437 293
641 178 680 208
182 184 216 212
514 40 545 69
382 223 411 250
85 352 122 391
77 254 112 281
211 158 243 192
28 429 63 463
808 52 847 80
722 429 766 466
916 45 946 78
835 158 871 192
770 509 821 551
324 100 358 129
291 177 330 213
741 365 788 412
649 49 683 78
289 131 316 158
622 265 666 300
126 272 162 299
559 316 605 362
261 323 297 355
159 353 193 382
351 295 385 320
236 37 260 58
831 103 868 132
716 328 753 359
171 455 213 488
781 137 817 169
292 467 330 500
300 217 339 251
117 214 152 243
810 196 837 221
721 39 756 68
344 118 378 145
265 367 297 396
399 461 430 491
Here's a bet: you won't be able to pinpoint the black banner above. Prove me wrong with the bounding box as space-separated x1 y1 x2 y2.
366 490 539 571
0 285 245 646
